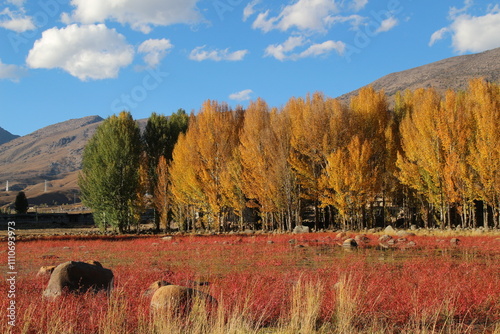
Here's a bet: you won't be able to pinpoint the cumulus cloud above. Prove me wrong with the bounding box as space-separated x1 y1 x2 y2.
189 46 248 61
26 24 134 81
0 59 26 82
229 89 253 101
376 16 398 33
138 39 173 67
252 0 339 33
265 36 306 60
265 35 344 61
62 0 202 34
450 11 500 53
0 7 35 32
430 3 500 53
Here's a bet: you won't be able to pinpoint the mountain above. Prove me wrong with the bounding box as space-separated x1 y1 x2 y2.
338 47 500 102
0 116 104 206
0 127 19 146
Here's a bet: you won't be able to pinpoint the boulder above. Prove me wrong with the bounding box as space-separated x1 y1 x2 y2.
150 285 217 316
293 225 310 234
384 225 396 235
397 231 416 237
378 235 392 243
43 261 113 298
342 238 358 248
354 234 370 244
450 238 460 245
336 232 347 239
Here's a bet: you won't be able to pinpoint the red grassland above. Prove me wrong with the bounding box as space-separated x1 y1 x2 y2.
1 233 500 333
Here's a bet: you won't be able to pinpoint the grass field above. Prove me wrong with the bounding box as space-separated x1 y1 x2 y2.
1 231 500 333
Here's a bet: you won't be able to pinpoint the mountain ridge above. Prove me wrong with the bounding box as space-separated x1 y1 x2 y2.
0 126 19 146
338 47 500 101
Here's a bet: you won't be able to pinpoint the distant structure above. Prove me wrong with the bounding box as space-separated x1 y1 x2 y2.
5 181 8 192
44 180 47 192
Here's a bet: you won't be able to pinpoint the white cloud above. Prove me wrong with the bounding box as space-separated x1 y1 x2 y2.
26 24 134 81
265 35 344 61
429 27 449 46
429 4 500 53
265 36 306 61
138 39 173 67
0 59 26 82
376 16 398 33
351 0 368 12
243 0 260 22
189 46 248 61
298 40 345 58
0 7 35 32
252 0 338 33
324 14 365 30
450 12 500 53
62 0 202 34
229 89 253 101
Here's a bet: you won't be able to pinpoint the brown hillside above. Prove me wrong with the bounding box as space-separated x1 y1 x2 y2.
338 47 500 102
0 116 103 206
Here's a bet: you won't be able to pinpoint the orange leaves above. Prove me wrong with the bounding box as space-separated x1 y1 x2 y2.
320 136 377 219
397 79 500 227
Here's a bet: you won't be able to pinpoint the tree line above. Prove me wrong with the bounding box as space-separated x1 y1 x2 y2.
79 79 500 233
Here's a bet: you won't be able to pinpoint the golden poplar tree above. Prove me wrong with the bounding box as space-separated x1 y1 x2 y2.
239 99 298 230
170 101 242 231
320 136 378 229
287 92 339 229
154 155 170 231
467 79 500 228
397 88 451 226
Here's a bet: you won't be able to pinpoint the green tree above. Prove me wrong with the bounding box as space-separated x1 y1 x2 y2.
79 111 142 233
14 191 29 214
142 110 189 230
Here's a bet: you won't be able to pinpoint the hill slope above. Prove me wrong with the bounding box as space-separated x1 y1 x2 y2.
0 116 104 206
0 127 19 146
338 47 500 101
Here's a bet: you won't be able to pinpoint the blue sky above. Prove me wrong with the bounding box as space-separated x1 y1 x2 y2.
1 0 500 136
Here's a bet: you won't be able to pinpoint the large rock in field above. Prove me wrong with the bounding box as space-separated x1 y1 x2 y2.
43 261 114 298
150 285 217 316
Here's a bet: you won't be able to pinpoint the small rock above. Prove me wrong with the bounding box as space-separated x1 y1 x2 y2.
161 236 173 241
354 234 370 243
384 225 396 234
336 232 347 239
293 225 310 234
450 238 460 245
378 235 392 242
397 231 416 237
342 238 358 248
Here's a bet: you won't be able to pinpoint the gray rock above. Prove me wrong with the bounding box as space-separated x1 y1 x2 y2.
293 225 310 234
